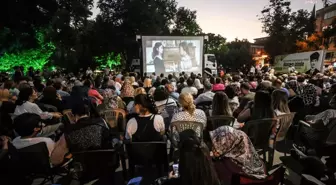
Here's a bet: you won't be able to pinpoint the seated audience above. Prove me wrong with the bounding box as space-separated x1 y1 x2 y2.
237 90 275 123
212 78 225 92
171 93 207 127
154 86 177 113
84 80 104 105
127 87 147 113
224 85 240 112
125 94 165 141
54 82 70 97
181 78 198 96
40 86 64 112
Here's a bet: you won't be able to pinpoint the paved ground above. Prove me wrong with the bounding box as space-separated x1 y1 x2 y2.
31 150 302 185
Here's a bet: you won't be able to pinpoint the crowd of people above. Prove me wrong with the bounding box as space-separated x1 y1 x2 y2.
0 65 336 185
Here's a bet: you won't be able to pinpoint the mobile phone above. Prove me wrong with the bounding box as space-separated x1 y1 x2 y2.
173 164 179 177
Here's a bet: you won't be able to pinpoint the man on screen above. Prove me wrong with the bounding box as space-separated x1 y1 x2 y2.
306 52 320 75
179 42 193 71
152 42 165 73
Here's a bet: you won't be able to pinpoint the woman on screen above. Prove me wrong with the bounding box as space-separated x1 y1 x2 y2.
152 42 165 73
179 42 193 71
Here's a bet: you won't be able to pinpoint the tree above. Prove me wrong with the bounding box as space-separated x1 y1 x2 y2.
260 0 312 61
222 39 253 70
0 0 59 53
171 7 202 35
0 30 56 72
296 32 323 52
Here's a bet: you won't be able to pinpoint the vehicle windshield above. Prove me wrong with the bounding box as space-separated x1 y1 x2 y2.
207 55 216 63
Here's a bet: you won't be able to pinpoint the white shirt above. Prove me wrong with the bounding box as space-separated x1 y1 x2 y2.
250 66 256 73
14 101 53 119
125 114 165 139
12 136 55 156
115 82 122 91
86 69 93 75
181 86 198 96
155 98 177 108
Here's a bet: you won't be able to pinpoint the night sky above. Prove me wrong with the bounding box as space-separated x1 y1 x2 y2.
92 0 323 42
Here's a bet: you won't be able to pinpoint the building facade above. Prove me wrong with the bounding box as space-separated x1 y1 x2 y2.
316 3 336 50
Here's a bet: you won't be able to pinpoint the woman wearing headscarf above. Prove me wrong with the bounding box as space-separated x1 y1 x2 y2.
210 126 267 182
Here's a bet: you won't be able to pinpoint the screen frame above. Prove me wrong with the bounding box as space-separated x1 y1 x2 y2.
141 36 204 76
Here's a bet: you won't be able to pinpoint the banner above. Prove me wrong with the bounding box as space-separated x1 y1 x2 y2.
274 50 325 74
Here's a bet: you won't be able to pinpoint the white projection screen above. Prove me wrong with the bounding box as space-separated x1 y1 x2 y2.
142 36 204 75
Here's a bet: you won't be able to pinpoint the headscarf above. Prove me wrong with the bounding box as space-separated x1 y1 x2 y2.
120 80 134 98
301 83 317 106
210 126 266 179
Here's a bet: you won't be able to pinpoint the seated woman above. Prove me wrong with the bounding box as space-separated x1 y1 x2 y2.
125 94 165 142
126 87 147 113
14 87 63 137
212 78 225 92
84 80 104 105
62 100 111 152
237 90 275 123
153 132 220 185
272 89 290 116
171 92 207 127
40 86 64 112
210 92 241 129
154 86 177 113
210 126 267 183
224 85 240 112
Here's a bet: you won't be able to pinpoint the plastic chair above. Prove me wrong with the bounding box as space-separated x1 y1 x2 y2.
243 118 278 170
71 149 120 184
63 109 76 125
207 115 235 131
269 113 296 166
101 108 127 132
125 141 168 180
171 121 204 140
8 142 60 185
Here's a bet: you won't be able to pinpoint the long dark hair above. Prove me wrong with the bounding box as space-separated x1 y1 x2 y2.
152 42 163 59
179 131 219 185
16 87 34 106
251 90 274 120
134 94 158 114
212 92 232 116
272 90 290 114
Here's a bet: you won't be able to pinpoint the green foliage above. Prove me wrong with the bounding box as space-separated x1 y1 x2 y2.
260 0 313 60
221 39 253 69
94 52 121 69
172 7 202 35
0 30 56 72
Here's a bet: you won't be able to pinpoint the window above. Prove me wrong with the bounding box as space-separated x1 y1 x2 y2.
207 55 216 63
324 10 336 20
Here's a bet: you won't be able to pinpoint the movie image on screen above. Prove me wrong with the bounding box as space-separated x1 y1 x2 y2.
142 36 204 75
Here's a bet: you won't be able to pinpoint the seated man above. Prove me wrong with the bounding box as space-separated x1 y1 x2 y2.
12 113 67 166
194 81 214 105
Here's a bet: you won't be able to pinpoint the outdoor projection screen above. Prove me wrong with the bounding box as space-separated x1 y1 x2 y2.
142 36 204 75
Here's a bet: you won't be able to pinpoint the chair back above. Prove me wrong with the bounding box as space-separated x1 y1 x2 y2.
102 108 127 131
125 141 168 177
171 121 204 140
9 142 51 175
207 115 235 131
72 149 119 183
326 121 336 145
276 113 296 142
63 109 76 124
243 118 278 149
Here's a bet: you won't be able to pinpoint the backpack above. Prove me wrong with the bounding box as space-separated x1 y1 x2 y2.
159 98 179 130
